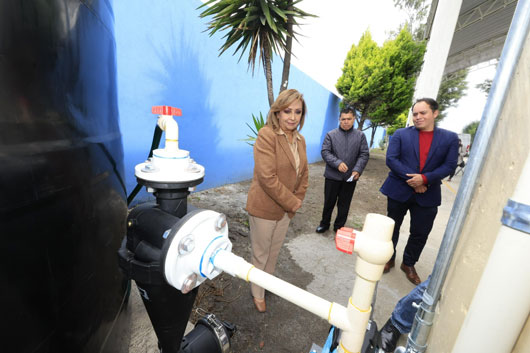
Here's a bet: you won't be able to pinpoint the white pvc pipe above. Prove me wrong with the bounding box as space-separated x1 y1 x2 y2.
212 213 394 351
157 114 179 150
451 155 530 353
341 274 373 353
213 250 351 331
339 214 394 353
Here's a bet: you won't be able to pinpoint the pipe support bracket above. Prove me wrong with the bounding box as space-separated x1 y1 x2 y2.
501 199 530 234
407 302 435 353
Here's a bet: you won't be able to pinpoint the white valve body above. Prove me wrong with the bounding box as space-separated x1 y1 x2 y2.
135 148 205 183
135 114 204 183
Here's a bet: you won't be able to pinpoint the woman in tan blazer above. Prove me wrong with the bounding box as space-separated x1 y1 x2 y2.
246 89 309 312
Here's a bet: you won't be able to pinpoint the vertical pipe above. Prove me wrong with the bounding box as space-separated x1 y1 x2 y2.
339 214 394 353
154 188 189 218
451 157 530 352
406 1 530 351
157 115 180 150
339 273 375 353
135 283 198 353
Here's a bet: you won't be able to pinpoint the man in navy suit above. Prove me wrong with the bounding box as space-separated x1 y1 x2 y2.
380 98 458 285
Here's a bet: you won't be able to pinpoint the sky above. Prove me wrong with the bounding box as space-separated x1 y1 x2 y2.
438 61 497 133
288 0 496 134
291 0 407 94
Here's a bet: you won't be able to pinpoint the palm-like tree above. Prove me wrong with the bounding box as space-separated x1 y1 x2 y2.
198 0 315 106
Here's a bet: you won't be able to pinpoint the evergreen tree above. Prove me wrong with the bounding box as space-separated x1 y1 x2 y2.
336 31 383 132
336 28 425 146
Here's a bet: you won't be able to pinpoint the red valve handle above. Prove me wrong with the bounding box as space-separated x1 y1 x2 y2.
152 105 182 116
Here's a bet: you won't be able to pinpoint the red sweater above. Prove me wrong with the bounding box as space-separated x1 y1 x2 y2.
419 130 434 184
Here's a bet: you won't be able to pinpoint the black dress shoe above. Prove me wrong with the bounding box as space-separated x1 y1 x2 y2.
316 226 329 233
379 319 401 352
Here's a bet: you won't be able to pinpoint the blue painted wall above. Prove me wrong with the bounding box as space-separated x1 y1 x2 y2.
114 1 355 202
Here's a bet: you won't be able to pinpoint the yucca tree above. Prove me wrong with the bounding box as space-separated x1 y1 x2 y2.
198 0 315 106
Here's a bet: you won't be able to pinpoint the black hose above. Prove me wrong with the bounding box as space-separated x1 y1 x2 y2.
127 125 163 205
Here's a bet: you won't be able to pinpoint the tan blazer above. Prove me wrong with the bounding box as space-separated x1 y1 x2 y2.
246 125 309 220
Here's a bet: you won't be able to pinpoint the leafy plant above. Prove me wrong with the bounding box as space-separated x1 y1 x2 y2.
198 0 315 106
241 112 266 146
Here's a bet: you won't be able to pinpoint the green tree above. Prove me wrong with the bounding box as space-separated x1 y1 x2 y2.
437 68 469 121
463 120 479 144
367 28 426 145
336 28 425 146
386 112 408 136
198 0 314 106
393 0 430 40
336 31 384 132
476 79 492 95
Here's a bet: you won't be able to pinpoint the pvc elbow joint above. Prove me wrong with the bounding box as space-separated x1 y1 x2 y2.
157 115 179 150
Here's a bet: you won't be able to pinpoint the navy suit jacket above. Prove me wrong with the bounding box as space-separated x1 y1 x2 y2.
380 126 459 207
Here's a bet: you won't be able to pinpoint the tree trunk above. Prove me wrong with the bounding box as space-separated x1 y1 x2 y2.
263 40 275 106
369 124 378 148
358 116 366 131
279 1 294 94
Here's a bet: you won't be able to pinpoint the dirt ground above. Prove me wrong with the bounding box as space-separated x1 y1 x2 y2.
128 150 457 353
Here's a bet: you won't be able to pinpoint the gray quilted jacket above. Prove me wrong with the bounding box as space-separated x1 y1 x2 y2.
321 127 369 181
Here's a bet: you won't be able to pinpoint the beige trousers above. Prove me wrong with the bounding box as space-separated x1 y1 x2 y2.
248 213 291 299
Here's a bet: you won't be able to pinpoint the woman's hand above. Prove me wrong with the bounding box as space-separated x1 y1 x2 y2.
291 198 302 212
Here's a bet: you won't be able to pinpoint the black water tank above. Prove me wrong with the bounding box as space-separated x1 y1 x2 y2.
0 1 129 352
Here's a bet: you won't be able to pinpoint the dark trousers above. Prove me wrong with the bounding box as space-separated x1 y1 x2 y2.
387 196 438 266
319 178 357 230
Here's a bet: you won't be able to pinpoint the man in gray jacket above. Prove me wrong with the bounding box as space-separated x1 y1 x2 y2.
316 107 370 233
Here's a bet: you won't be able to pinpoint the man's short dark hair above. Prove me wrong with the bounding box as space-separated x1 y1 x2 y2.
340 107 355 117
412 97 439 112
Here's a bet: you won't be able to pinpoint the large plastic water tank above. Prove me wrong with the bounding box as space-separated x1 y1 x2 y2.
0 1 130 352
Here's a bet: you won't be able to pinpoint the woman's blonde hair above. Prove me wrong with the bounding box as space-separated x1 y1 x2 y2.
266 89 307 131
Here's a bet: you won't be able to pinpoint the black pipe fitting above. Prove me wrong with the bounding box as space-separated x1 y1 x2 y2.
118 175 233 353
